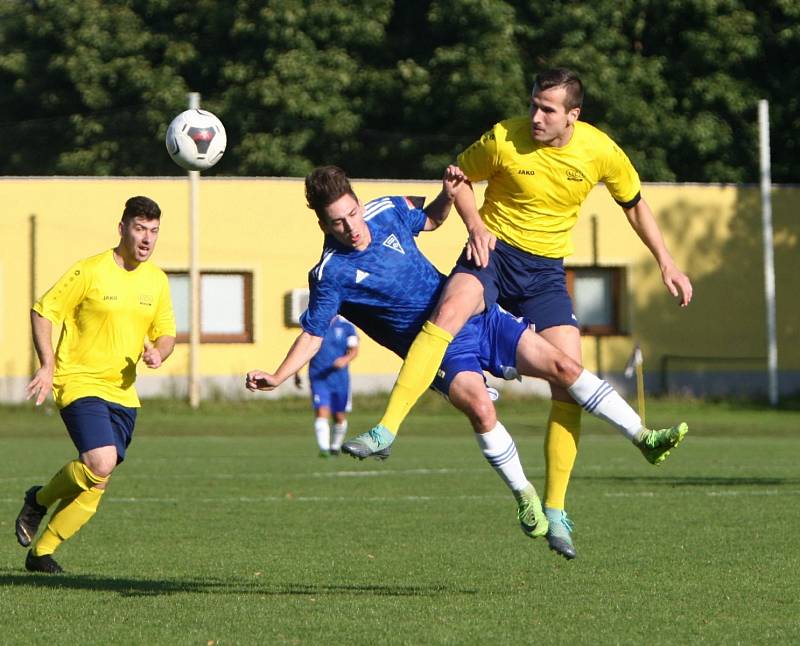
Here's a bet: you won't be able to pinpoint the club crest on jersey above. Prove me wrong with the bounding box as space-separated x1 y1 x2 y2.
382 233 405 254
566 169 584 182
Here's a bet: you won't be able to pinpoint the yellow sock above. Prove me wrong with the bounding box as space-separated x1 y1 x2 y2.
36 460 107 508
544 400 582 510
32 487 105 556
379 321 454 433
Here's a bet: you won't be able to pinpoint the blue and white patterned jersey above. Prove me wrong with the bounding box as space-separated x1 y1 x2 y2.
309 316 358 382
300 196 446 357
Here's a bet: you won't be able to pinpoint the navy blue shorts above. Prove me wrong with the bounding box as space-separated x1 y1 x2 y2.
310 379 352 414
451 238 578 331
432 303 529 396
59 396 137 463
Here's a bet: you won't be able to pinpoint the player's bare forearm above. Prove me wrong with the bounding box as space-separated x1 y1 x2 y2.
453 181 495 267
453 181 483 231
27 311 55 405
423 166 466 230
422 192 453 230
624 199 693 306
30 310 55 369
247 331 323 391
153 335 176 362
142 335 176 369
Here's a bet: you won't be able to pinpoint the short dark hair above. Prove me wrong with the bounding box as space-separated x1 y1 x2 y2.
122 196 161 222
534 68 584 111
305 166 357 220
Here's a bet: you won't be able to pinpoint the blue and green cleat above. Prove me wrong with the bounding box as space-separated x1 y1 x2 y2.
635 422 688 465
341 425 394 460
514 485 548 539
545 507 576 559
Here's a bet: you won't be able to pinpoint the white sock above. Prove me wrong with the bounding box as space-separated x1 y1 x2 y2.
314 418 331 451
568 369 643 440
331 421 348 450
475 421 531 492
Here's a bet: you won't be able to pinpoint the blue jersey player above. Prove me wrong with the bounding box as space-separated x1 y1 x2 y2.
302 315 359 456
247 166 687 547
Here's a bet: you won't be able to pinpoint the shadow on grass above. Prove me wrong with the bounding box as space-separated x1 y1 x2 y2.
0 571 478 598
576 475 800 487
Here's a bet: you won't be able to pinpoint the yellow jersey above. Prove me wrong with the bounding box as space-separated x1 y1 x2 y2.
33 249 176 408
457 117 641 258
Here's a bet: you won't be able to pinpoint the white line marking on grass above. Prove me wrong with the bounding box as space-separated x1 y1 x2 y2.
603 491 656 498
705 489 800 497
311 468 468 477
192 494 505 503
604 489 800 498
107 467 485 481
111 497 180 503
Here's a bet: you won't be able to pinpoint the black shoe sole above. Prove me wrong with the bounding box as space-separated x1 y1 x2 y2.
15 486 46 548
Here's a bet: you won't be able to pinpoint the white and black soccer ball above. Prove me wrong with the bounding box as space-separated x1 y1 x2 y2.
165 109 226 171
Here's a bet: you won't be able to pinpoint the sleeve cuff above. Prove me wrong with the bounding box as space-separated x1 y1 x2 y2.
616 191 641 209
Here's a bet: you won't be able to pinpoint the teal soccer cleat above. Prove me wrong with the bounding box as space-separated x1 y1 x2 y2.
514 485 548 539
545 507 576 559
341 425 394 460
635 422 688 465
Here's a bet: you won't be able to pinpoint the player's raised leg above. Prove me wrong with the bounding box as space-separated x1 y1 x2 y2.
448 371 548 539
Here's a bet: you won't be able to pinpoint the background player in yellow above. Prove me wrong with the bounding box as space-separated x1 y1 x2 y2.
15 196 176 573
354 68 693 559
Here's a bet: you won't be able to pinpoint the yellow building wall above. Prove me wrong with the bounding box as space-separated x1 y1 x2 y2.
1 177 798 401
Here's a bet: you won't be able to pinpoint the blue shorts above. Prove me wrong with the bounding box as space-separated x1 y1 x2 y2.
451 238 578 331
59 396 137 463
432 303 529 396
310 379 352 414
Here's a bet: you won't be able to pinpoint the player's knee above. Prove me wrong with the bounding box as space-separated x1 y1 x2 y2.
465 398 497 433
431 298 472 334
553 355 582 386
82 455 117 479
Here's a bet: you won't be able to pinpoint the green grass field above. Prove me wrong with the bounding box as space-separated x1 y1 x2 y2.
1 395 798 644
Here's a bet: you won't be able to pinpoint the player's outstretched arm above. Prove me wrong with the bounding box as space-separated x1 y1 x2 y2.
624 198 693 307
246 331 322 392
26 310 55 406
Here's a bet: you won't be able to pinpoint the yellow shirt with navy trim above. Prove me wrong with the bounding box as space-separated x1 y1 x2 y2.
33 249 176 409
457 117 641 258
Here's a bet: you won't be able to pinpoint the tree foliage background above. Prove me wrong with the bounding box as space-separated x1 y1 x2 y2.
0 0 797 182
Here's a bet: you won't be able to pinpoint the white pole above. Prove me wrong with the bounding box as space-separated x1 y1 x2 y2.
758 99 779 406
188 92 201 408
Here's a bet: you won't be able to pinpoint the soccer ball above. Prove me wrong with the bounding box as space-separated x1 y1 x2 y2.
165 109 226 171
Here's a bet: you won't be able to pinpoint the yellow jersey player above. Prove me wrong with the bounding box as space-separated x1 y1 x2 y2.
16 196 176 573
352 68 692 560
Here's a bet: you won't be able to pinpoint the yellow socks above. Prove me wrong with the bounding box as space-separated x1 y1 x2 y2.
32 487 105 556
379 321 453 433
36 460 107 508
543 400 582 510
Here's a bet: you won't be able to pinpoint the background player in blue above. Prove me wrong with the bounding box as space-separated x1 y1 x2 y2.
300 315 359 456
246 165 687 548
